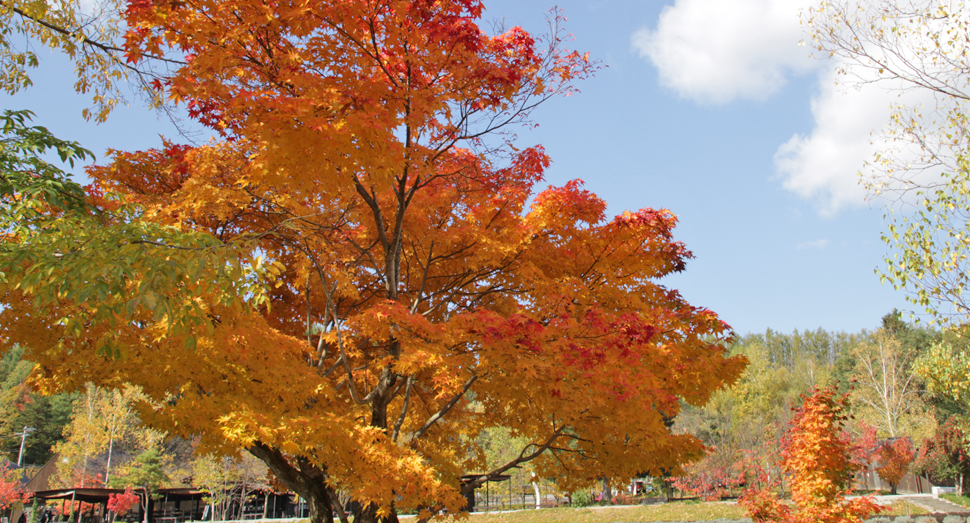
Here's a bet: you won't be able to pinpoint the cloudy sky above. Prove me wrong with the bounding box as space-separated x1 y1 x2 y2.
1 0 921 334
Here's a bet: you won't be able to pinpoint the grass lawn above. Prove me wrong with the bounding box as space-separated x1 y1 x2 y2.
468 502 745 523
880 500 930 516
458 498 928 523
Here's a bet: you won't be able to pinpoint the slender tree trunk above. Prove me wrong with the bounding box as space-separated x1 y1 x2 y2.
532 481 540 510
105 436 114 486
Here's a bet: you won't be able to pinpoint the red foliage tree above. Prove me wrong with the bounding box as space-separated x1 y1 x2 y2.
674 448 765 501
876 438 915 495
0 464 27 510
739 386 882 523
108 487 140 515
851 422 880 490
913 417 970 494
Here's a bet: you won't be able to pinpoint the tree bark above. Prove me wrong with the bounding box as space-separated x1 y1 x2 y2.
248 443 335 523
327 488 349 523
353 503 399 523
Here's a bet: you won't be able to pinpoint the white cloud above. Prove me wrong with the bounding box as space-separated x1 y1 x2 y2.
633 0 945 215
631 0 817 104
774 69 938 215
796 239 830 250
774 70 883 215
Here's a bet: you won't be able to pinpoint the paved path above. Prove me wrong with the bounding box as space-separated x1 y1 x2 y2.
887 494 970 514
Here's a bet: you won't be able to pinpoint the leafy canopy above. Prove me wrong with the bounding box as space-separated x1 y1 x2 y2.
0 1 748 522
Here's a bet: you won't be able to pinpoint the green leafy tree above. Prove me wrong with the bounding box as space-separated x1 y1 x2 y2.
0 109 92 222
913 341 970 415
110 448 170 523
0 346 74 465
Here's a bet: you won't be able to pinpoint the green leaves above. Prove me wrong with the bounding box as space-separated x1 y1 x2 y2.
0 110 275 356
0 109 93 231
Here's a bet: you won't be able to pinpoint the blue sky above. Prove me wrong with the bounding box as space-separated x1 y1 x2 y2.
1 0 916 335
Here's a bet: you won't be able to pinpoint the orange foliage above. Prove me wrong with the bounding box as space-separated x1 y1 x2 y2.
740 386 881 523
876 438 915 495
0 1 747 522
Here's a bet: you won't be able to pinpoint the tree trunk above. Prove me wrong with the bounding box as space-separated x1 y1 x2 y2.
305 482 334 523
531 481 540 510
327 489 349 523
248 443 337 523
353 503 398 523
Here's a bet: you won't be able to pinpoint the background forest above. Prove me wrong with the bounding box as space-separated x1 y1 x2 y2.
2 309 962 511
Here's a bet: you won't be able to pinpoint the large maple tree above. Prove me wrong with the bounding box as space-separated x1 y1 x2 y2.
0 1 747 522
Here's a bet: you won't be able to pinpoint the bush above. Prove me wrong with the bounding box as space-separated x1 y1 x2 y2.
611 492 634 505
570 490 594 507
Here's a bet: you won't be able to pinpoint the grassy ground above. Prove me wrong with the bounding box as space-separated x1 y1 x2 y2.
941 493 970 508
469 502 745 523
462 498 928 523
880 500 930 516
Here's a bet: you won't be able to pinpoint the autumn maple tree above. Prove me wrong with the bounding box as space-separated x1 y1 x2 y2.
0 464 25 511
876 437 915 495
107 488 140 517
740 386 880 523
0 1 747 523
913 417 970 495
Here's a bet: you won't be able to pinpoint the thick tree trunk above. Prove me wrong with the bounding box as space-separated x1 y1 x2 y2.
306 482 334 523
249 443 337 523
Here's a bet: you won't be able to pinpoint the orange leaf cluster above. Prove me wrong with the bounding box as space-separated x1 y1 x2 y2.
0 1 747 522
740 386 881 523
876 438 915 494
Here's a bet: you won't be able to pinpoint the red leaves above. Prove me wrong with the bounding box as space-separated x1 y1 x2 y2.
530 180 606 225
913 417 970 483
675 449 766 501
107 487 140 515
0 464 27 510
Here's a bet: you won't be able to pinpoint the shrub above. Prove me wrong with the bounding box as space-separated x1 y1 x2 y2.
611 492 634 505
739 386 882 523
571 490 594 507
